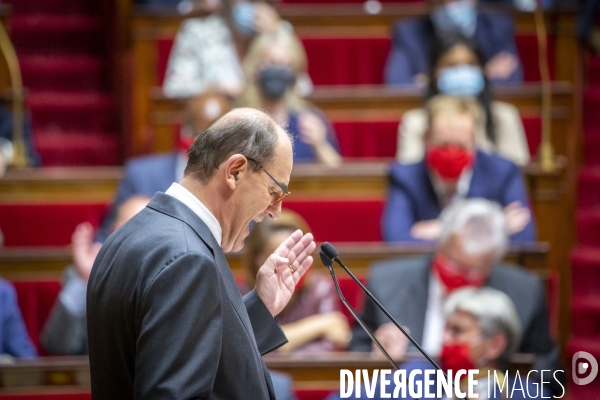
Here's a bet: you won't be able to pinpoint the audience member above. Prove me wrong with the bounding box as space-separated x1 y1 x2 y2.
354 199 564 395
397 36 530 166
329 287 552 399
41 196 151 355
0 105 40 176
96 91 232 242
244 210 350 353
385 0 522 86
238 31 341 166
383 95 535 243
0 279 37 359
163 0 292 98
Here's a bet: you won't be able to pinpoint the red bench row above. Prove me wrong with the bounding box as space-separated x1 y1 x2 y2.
156 35 555 86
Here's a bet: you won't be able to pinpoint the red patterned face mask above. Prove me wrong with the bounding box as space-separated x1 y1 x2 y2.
426 145 474 180
433 254 485 293
440 342 476 372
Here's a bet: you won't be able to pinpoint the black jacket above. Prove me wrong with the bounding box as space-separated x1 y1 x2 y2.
87 192 287 399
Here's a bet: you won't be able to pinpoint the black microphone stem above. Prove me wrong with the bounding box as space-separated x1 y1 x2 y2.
332 256 469 400
325 265 400 372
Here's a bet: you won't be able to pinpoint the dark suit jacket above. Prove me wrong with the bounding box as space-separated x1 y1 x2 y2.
384 13 523 86
87 192 288 399
382 150 536 243
348 256 564 394
96 152 179 242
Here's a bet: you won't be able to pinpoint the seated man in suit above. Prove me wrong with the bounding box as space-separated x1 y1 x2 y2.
0 279 38 359
96 90 232 242
383 95 535 243
385 0 522 86
330 287 554 399
353 199 564 395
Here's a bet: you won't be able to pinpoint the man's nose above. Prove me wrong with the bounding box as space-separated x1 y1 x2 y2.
267 201 283 220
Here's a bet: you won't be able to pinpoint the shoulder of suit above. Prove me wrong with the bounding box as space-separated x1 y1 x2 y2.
389 160 426 182
0 278 14 297
401 108 426 124
492 264 541 286
491 100 520 116
370 255 430 281
394 18 429 40
476 149 519 174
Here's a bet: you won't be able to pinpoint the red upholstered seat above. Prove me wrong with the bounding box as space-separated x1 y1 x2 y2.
332 120 398 158
12 280 62 355
0 203 108 247
283 200 384 242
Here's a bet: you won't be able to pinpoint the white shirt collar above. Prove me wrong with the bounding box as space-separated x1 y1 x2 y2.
430 168 473 207
165 182 222 246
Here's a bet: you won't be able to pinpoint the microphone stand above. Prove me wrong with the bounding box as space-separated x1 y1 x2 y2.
321 248 469 400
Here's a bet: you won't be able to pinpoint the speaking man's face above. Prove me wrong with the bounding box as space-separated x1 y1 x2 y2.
229 130 293 253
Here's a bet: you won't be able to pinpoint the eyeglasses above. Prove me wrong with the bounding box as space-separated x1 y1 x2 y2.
246 157 290 206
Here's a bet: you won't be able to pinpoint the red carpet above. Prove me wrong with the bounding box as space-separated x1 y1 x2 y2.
4 0 118 166
569 54 600 396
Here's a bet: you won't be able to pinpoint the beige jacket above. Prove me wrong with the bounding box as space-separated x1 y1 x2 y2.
396 101 530 166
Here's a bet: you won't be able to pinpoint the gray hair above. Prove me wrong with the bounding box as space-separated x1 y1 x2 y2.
439 199 509 262
444 287 522 366
185 108 291 182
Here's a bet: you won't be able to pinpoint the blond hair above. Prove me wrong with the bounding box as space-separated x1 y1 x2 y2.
237 30 309 112
425 94 482 132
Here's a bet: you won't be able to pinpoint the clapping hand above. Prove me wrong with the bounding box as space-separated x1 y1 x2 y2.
255 229 316 316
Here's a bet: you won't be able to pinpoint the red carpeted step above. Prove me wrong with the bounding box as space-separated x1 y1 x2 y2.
34 130 119 166
20 55 103 91
576 208 600 245
583 134 600 166
4 0 95 15
578 167 600 208
28 91 115 132
587 55 600 86
584 88 600 132
10 15 102 54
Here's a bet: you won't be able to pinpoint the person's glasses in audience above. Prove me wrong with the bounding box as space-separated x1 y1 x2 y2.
246 156 290 206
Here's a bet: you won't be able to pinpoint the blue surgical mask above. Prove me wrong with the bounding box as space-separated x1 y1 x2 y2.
437 65 485 96
232 2 255 37
431 0 477 37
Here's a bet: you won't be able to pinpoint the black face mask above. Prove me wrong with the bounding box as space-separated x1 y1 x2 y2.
258 65 295 100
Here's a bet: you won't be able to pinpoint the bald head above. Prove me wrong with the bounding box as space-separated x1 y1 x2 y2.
185 108 292 182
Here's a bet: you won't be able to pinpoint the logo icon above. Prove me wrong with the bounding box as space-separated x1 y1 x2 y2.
572 351 599 385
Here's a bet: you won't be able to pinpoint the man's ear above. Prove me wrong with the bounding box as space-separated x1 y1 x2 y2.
224 154 249 190
483 332 507 362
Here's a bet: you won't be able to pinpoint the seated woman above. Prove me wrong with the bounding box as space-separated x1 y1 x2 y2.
328 287 556 399
237 31 342 166
163 0 295 98
397 35 530 167
244 210 350 353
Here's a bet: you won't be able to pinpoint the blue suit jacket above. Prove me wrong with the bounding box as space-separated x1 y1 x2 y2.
96 152 180 242
384 13 523 86
382 151 536 243
0 279 37 358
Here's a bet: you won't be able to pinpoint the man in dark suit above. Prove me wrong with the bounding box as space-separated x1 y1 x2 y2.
383 95 535 242
87 108 316 399
353 199 563 395
385 0 522 86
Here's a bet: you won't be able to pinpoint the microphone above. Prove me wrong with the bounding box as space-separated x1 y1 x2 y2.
319 248 401 373
320 242 469 400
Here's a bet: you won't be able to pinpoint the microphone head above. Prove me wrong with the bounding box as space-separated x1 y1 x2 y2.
320 242 339 261
319 249 333 267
